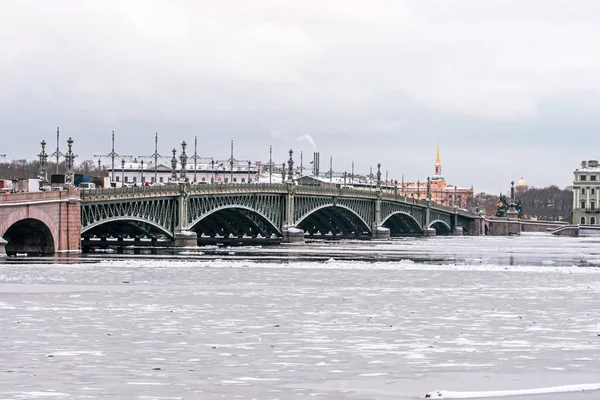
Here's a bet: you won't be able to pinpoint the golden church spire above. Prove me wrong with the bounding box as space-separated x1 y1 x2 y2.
433 142 443 179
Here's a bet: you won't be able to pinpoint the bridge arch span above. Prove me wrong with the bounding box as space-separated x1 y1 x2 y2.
429 219 452 235
296 204 372 237
296 204 370 229
81 216 174 239
0 207 59 255
381 211 423 236
190 205 281 238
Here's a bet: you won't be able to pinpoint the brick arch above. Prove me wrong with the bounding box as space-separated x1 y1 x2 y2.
0 207 60 253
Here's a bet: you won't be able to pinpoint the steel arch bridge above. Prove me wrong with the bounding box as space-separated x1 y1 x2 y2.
80 183 481 245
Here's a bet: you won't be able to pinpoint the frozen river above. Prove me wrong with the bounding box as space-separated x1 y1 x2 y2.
1 234 600 399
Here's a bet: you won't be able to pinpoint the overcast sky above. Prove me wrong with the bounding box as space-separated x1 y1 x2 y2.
1 0 599 193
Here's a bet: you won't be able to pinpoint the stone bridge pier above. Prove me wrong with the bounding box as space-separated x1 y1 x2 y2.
0 189 81 256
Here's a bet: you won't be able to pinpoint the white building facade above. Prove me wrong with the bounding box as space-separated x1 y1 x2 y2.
572 160 600 225
106 161 262 187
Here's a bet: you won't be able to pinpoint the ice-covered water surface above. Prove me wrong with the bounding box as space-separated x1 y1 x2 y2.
1 235 600 400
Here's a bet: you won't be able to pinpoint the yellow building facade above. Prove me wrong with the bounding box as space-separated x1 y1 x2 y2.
398 145 474 209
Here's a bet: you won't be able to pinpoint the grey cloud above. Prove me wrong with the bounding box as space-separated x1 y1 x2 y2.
1 0 599 193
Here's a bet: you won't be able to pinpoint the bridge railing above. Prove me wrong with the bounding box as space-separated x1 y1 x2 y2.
188 183 288 194
381 192 428 206
79 184 181 200
78 183 478 218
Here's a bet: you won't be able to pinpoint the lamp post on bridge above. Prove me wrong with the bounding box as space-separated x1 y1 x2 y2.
211 159 215 183
95 131 133 185
329 156 333 185
50 127 64 174
38 140 48 182
281 163 286 183
64 137 76 187
268 145 274 184
137 132 162 185
171 148 177 182
287 149 294 183
385 169 388 192
179 141 188 182
121 158 125 185
193 136 198 183
426 177 431 201
140 159 144 184
247 160 251 184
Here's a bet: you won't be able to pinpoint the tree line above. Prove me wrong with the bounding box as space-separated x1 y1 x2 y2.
475 185 573 222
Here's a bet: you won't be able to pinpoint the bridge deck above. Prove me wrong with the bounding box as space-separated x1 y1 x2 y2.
79 183 466 215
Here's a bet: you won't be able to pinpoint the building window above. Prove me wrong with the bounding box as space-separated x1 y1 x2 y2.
592 175 597 181
151 177 155 183
116 176 120 182
211 178 214 183
159 177 164 183
202 177 206 182
124 176 129 183
592 202 596 210
582 188 586 195
233 178 237 183
224 178 229 183
592 217 597 225
581 216 586 225
581 175 587 181
133 176 137 183
581 201 586 209
593 189 596 195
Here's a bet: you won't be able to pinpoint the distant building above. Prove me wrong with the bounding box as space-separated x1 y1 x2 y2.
106 161 260 187
398 144 474 209
572 160 600 225
295 174 394 191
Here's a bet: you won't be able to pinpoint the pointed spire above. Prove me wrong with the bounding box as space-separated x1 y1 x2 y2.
433 141 443 179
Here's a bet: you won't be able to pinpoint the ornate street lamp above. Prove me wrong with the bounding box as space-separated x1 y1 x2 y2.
281 162 286 183
247 160 251 184
140 159 144 184
287 149 294 183
211 159 215 183
179 141 188 182
426 177 431 201
268 145 273 184
64 137 76 186
171 148 177 182
38 140 48 182
121 158 125 185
